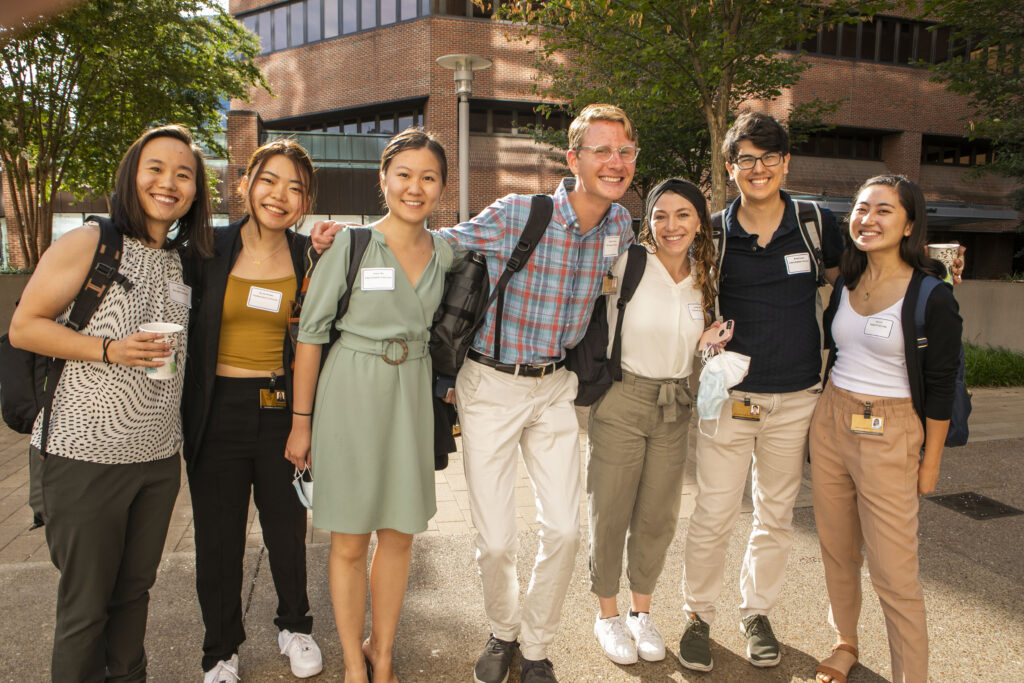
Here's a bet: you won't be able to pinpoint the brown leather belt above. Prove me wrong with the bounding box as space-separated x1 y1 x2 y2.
467 349 565 378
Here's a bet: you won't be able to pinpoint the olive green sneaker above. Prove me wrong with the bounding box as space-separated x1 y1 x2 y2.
741 614 780 667
677 614 713 672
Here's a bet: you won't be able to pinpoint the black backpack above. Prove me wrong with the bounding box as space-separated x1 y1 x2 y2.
0 216 128 451
565 244 647 406
915 275 972 447
430 194 554 376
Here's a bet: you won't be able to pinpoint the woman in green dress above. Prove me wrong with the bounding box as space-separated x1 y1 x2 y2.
284 128 453 683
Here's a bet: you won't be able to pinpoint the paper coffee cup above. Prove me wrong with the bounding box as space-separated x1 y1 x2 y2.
927 243 959 284
139 322 183 380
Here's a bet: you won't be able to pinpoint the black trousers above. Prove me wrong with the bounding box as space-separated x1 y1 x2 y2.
188 376 312 672
42 451 180 683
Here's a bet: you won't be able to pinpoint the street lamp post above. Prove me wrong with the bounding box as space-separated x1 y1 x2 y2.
436 53 492 223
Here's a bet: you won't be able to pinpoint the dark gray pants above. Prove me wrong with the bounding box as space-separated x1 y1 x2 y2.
41 452 180 683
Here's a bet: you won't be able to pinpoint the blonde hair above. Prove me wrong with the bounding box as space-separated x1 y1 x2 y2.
567 104 637 150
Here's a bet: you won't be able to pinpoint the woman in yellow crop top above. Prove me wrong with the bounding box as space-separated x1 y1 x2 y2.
182 140 324 682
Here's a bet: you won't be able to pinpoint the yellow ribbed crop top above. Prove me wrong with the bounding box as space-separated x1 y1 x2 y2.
217 273 296 370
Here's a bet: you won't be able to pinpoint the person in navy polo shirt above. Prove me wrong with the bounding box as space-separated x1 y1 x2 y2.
677 112 843 673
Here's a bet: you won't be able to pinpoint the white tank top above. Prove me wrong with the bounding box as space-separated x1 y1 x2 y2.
829 288 911 398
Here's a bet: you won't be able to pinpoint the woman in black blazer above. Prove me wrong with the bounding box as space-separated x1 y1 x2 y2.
809 175 961 683
182 140 323 683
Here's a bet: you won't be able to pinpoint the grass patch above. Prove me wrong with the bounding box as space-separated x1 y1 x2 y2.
964 343 1024 387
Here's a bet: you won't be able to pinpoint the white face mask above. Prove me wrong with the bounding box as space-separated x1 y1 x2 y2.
697 350 751 438
292 466 313 509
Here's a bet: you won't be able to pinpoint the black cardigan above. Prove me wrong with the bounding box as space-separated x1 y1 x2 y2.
823 269 962 435
181 219 313 471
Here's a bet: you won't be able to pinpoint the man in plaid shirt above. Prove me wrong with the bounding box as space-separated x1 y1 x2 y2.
441 104 637 683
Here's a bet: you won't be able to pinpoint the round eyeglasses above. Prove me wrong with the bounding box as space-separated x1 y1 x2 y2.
577 145 640 164
731 152 784 170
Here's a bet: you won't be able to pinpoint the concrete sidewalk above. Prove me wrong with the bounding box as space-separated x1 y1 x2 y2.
1 388 1023 680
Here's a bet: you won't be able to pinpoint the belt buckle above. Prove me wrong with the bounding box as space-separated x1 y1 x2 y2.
539 363 548 378
381 338 408 365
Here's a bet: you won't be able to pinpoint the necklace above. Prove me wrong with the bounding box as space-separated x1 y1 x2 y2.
242 237 286 265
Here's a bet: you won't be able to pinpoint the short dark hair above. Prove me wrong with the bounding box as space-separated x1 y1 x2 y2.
242 138 317 234
840 174 946 286
722 112 790 162
111 124 213 258
380 128 448 185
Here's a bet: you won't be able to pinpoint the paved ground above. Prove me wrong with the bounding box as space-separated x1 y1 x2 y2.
1 387 1022 681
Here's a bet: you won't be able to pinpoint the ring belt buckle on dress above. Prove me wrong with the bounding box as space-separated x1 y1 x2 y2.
381 338 409 365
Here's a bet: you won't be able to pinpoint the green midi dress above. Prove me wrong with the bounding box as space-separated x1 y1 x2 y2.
297 226 454 534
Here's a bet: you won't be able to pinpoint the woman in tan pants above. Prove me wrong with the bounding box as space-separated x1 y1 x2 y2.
809 175 961 683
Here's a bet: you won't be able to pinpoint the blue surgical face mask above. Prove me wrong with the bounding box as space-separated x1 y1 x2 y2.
292 466 313 509
697 351 751 438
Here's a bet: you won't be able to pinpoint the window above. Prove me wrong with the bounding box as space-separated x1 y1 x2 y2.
468 102 567 135
921 136 994 166
787 14 969 66
342 0 356 33
361 0 376 29
307 0 321 41
257 12 272 54
380 0 396 25
401 0 417 21
290 2 305 46
273 7 288 51
795 127 884 161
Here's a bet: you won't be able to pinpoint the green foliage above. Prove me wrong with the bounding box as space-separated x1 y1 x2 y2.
0 0 270 267
922 0 1024 182
491 0 891 210
964 342 1024 387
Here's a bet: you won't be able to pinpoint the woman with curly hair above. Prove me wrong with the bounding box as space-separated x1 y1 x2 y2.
588 177 720 665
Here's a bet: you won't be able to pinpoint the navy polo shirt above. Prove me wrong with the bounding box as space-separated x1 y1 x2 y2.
717 190 843 393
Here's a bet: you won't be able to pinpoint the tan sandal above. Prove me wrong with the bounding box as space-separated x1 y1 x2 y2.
815 643 858 683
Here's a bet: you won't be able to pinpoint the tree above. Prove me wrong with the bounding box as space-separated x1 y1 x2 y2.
493 0 888 210
922 0 1024 182
0 0 269 268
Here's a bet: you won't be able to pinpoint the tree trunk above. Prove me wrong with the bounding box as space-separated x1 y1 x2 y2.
708 95 731 214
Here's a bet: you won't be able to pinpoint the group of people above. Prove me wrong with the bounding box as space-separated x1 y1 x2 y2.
7 103 961 683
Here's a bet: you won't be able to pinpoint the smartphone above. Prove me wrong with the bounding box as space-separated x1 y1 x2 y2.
699 320 735 349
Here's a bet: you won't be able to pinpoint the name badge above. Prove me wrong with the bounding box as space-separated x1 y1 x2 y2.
259 388 288 410
785 252 812 275
851 414 885 435
247 286 282 313
362 267 395 291
864 317 894 338
603 235 620 258
731 401 761 421
168 280 192 308
602 274 618 295
688 302 704 321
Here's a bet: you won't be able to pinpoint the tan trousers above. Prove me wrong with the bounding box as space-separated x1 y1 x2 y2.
586 372 693 598
809 381 928 683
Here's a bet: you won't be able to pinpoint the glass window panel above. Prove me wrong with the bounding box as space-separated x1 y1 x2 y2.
801 27 819 53
930 27 948 64
859 19 877 60
242 14 258 37
421 0 430 15
360 119 377 133
291 2 304 46
444 0 465 16
257 11 272 53
493 110 514 133
472 0 490 18
342 0 356 33
836 134 854 157
274 6 288 51
343 121 358 134
381 0 396 25
307 0 321 42
819 135 835 156
325 124 340 133
897 22 914 64
325 0 339 36
378 115 395 134
839 23 857 58
797 136 817 155
914 24 932 63
469 109 487 132
361 0 376 29
401 0 417 20
398 113 413 130
327 135 342 159
820 25 838 56
879 19 896 62
855 136 871 159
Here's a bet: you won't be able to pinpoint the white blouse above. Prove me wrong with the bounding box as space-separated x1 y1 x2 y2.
604 250 705 379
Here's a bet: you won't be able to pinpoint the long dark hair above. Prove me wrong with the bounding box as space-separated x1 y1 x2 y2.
242 138 317 236
111 124 213 258
839 174 945 288
637 177 718 323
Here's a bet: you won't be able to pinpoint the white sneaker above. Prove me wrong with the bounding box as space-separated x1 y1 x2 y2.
626 611 666 662
593 614 638 665
203 654 240 683
278 630 324 678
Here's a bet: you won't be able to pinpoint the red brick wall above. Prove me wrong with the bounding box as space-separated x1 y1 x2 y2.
226 110 262 222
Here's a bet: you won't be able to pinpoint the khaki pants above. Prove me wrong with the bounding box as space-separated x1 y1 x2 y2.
587 372 693 598
810 381 928 683
456 358 581 661
683 383 821 624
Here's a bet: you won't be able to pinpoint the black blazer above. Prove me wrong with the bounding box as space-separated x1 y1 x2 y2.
823 269 962 433
181 219 313 471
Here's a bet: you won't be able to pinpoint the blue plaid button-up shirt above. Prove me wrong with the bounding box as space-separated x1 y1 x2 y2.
439 178 634 365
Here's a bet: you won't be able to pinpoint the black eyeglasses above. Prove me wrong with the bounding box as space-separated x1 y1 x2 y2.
731 152 784 170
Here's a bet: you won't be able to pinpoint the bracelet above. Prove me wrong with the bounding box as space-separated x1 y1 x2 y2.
101 338 113 364
292 410 312 416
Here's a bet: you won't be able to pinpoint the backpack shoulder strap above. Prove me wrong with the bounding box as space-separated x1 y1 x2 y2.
914 275 942 350
330 227 372 344
710 210 727 320
793 199 826 286
490 194 554 360
609 244 648 381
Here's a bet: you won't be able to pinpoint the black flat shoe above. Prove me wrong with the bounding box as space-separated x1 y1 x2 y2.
364 654 374 681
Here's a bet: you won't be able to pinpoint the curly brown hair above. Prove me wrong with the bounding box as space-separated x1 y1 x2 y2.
637 178 718 325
